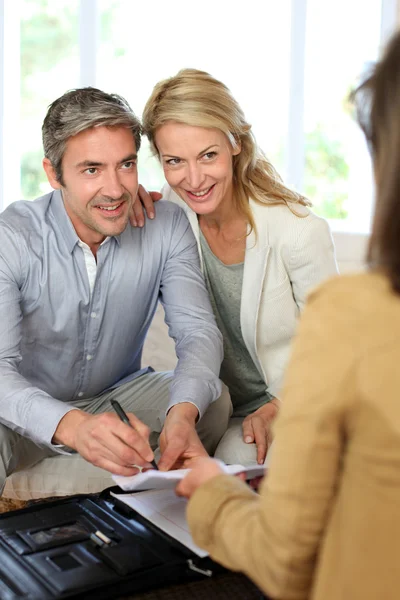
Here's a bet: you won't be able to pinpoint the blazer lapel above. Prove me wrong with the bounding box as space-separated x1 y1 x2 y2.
185 210 203 270
173 195 270 364
240 200 270 372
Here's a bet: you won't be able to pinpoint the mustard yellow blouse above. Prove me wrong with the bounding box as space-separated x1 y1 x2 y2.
187 272 400 600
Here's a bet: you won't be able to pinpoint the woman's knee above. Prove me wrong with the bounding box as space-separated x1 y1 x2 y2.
214 419 258 465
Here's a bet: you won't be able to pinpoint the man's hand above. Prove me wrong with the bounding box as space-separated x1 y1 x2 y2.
176 457 225 499
130 184 162 227
242 398 280 464
158 403 208 471
53 409 155 476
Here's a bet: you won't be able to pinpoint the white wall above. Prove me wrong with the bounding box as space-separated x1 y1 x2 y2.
333 231 368 273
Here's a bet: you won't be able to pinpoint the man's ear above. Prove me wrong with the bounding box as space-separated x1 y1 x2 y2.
43 158 62 189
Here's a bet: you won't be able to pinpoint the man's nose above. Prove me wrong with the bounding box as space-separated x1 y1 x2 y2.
102 171 124 200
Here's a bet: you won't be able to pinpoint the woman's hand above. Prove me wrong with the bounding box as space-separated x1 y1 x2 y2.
242 398 280 464
130 184 162 227
176 457 225 499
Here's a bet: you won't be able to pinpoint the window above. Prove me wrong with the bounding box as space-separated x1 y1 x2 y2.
304 0 383 232
0 0 398 245
97 0 291 191
1 0 80 205
21 0 80 200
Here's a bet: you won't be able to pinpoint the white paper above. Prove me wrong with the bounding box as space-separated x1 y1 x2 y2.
113 468 192 492
111 489 208 558
112 462 265 492
111 461 267 558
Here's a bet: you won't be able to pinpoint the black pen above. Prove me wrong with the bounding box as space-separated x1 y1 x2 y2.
110 399 159 470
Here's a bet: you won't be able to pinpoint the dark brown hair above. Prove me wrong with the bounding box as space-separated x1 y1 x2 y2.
354 31 400 292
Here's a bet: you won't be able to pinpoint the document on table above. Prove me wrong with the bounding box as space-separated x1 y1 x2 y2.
112 462 266 492
111 456 270 557
111 488 208 557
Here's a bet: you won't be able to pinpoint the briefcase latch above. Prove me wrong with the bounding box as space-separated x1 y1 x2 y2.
187 559 213 577
90 530 113 548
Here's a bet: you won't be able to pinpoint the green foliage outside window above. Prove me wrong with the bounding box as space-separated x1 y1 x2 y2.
304 124 349 219
20 0 78 199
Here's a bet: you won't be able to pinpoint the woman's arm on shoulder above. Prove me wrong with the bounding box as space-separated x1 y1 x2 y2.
129 183 185 228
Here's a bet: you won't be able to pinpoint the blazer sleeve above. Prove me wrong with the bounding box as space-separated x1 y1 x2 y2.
187 282 355 599
266 215 338 400
287 215 338 312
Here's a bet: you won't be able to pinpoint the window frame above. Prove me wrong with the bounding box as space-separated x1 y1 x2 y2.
0 0 399 266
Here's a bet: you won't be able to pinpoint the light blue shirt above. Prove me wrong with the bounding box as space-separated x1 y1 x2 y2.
0 191 223 448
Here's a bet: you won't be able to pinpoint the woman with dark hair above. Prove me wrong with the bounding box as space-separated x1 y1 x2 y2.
176 31 400 600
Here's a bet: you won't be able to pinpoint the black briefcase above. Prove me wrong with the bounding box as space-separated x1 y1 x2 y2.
0 488 227 599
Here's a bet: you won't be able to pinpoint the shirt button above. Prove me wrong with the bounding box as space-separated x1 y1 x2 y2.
86 354 93 361
91 312 97 318
78 392 84 397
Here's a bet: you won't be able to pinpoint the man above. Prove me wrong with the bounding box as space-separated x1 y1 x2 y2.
0 87 230 494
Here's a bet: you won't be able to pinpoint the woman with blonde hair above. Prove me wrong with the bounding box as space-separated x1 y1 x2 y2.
140 68 337 465
175 31 400 600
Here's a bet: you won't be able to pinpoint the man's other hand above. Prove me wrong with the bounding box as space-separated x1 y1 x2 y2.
158 403 208 471
53 409 155 476
130 184 162 227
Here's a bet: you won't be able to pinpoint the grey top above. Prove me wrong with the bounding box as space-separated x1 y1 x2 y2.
0 191 223 448
200 231 271 417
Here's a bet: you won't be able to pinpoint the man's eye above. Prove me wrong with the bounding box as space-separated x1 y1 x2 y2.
84 167 98 175
121 161 135 169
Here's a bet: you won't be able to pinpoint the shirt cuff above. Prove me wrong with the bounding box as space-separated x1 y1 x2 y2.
166 377 222 421
25 393 78 449
164 400 200 423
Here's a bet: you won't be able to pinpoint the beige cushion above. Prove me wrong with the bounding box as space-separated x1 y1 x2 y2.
3 454 115 500
3 305 178 501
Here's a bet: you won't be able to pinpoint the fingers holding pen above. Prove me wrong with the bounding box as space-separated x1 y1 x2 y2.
109 413 154 465
73 412 155 473
110 400 158 470
125 411 151 443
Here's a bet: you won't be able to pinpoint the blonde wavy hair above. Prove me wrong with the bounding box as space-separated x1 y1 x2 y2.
142 68 310 234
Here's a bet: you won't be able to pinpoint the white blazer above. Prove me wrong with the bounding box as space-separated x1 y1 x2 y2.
162 185 339 399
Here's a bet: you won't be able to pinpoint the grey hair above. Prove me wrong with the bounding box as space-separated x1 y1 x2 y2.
42 87 142 184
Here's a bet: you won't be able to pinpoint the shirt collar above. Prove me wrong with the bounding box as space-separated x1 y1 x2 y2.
49 189 122 253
